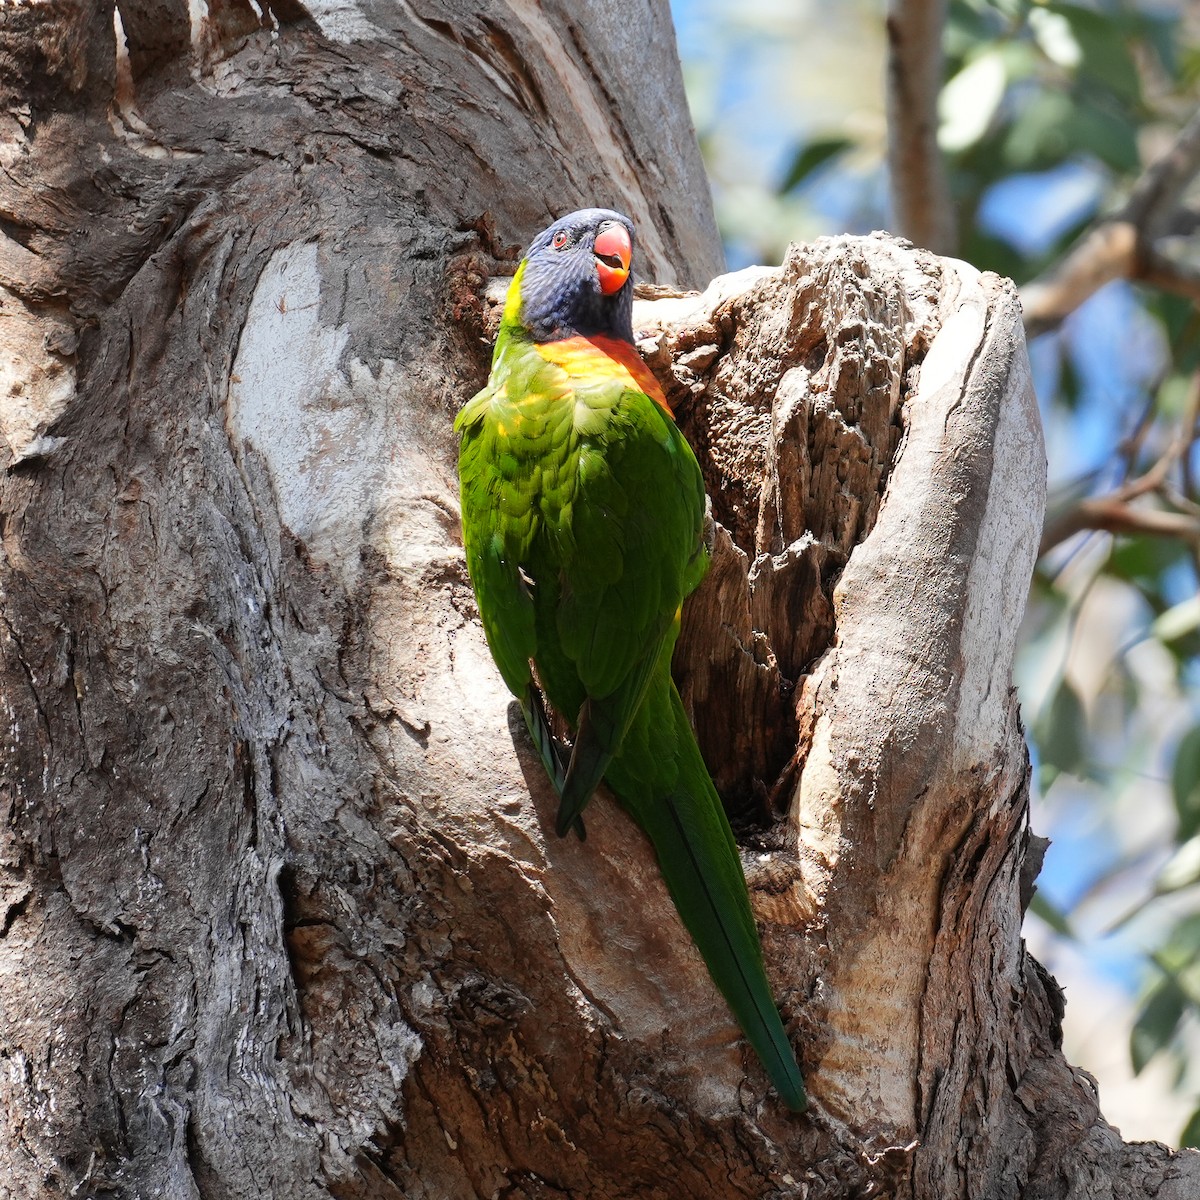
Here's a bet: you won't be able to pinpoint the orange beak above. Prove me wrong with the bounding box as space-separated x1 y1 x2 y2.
593 222 631 295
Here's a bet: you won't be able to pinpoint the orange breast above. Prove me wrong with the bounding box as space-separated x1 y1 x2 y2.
535 335 672 415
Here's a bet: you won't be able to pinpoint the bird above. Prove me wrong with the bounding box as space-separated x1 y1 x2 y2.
454 207 807 1112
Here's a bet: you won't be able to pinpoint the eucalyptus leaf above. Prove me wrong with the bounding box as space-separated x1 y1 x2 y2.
1153 599 1200 644
779 138 852 193
1131 977 1187 1075
1173 726 1200 841
940 50 1008 152
1036 677 1087 776
1158 836 1200 894
1181 1105 1200 1150
1109 535 1189 597
1029 890 1075 938
1047 3 1142 102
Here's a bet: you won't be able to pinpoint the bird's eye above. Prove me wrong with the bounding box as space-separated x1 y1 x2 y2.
552 231 568 249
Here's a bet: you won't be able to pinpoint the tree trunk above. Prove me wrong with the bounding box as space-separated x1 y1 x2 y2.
1 3 1197 1198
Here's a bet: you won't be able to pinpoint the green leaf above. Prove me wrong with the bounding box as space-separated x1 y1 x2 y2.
945 0 1007 62
1029 8 1082 70
989 0 1026 19
1147 297 1200 374
1158 836 1200 894
1036 677 1087 776
1061 103 1141 174
779 138 852 193
1000 91 1073 171
1055 344 1082 412
1180 1106 1200 1150
1047 3 1143 104
1173 727 1200 841
1154 599 1200 645
940 49 1009 152
1029 890 1075 938
1182 46 1200 91
1156 915 1200 972
1130 978 1187 1075
1108 535 1189 597
1002 90 1139 173
1155 373 1196 422
1140 13 1181 81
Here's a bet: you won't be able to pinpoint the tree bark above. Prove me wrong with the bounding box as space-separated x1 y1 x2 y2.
885 0 956 255
1 3 1197 1199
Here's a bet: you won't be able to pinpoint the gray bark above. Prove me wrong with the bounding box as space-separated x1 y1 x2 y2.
1 2 1197 1198
886 0 956 255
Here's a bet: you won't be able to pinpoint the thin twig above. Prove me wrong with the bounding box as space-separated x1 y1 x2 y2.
1041 498 1200 555
1021 106 1200 337
1040 372 1200 555
1140 245 1200 306
1182 396 1198 503
1123 106 1200 231
1117 386 1165 483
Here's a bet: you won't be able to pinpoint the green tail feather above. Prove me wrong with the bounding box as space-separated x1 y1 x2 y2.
651 788 807 1112
608 681 808 1112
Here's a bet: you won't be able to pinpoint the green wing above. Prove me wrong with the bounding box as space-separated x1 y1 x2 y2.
455 348 569 697
548 377 707 833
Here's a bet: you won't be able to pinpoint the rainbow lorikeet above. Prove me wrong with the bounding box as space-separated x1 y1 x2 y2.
455 208 807 1112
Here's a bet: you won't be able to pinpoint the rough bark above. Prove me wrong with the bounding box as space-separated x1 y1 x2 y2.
1 3 1198 1199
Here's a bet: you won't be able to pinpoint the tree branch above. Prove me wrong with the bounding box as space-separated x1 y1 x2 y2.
1021 106 1200 337
1040 372 1200 554
885 0 956 255
1042 497 1200 554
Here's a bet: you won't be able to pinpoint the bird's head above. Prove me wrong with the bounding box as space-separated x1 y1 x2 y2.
509 208 636 344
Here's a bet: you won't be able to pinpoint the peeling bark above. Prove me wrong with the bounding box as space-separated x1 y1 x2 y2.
2 3 1199 1199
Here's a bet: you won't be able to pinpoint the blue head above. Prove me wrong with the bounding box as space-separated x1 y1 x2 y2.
513 208 636 344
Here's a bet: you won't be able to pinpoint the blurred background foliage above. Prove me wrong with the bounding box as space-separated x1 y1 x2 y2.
671 0 1200 1148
